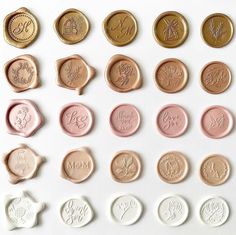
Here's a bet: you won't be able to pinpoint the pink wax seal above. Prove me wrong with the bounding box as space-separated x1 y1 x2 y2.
157 104 189 138
59 103 94 137
109 104 141 137
201 105 234 139
6 99 44 137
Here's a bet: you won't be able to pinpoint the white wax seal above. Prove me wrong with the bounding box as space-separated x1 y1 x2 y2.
4 191 44 230
199 196 230 227
156 195 189 226
60 197 94 227
110 194 143 225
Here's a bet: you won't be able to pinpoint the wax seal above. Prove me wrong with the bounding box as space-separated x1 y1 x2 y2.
59 103 94 137
109 104 141 137
3 144 44 184
200 61 231 94
54 8 90 44
4 191 44 230
61 147 95 183
103 10 138 46
105 54 142 92
110 194 143 225
199 196 229 227
153 11 188 48
6 99 44 137
56 54 96 95
157 151 189 184
4 7 39 48
156 104 189 138
60 197 94 227
200 154 230 186
201 105 234 139
4 54 40 92
110 150 142 183
156 195 189 226
154 58 188 93
201 13 234 48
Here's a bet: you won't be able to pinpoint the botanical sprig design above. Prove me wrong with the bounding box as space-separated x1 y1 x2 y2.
202 201 224 223
117 199 137 220
14 150 29 175
115 62 134 87
209 19 226 42
166 200 182 221
65 61 81 85
115 156 137 179
14 107 32 129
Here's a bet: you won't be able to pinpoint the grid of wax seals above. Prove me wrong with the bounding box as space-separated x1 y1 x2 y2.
0 3 236 233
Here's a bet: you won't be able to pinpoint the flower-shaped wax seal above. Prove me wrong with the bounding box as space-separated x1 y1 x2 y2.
3 144 44 184
4 191 45 230
6 99 44 137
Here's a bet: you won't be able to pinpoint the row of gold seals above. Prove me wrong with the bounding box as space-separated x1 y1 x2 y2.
3 8 234 48
4 54 232 94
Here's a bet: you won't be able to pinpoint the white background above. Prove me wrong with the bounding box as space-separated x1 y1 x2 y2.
0 0 235 235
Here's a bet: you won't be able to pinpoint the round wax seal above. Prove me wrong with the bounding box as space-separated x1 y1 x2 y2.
4 7 39 48
6 99 44 137
105 54 142 92
109 104 141 137
201 105 234 139
156 104 189 138
59 103 94 137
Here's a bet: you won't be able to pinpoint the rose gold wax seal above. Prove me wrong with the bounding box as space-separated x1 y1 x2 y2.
200 154 230 186
201 105 234 139
110 150 142 183
61 147 95 183
157 151 189 184
156 104 189 138
109 104 141 137
56 54 96 95
154 58 188 93
4 54 40 92
59 103 94 137
3 144 44 184
105 54 142 92
6 99 44 137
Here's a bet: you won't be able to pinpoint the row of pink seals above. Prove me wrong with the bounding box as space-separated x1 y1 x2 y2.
5 100 234 139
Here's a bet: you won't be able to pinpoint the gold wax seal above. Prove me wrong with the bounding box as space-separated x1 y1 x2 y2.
201 13 234 48
103 10 138 46
105 54 142 92
153 11 188 48
4 7 39 48
54 8 90 44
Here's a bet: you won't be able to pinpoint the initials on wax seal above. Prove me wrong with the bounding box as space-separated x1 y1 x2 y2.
4 54 40 92
103 10 138 46
54 8 90 44
4 7 39 48
6 99 44 137
105 54 142 92
61 147 95 184
56 54 96 95
3 144 44 184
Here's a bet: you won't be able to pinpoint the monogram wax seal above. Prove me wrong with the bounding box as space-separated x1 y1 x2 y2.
61 147 95 183
201 105 234 139
105 54 142 92
56 55 96 95
109 104 141 137
156 104 189 138
199 196 230 227
4 191 45 230
4 55 40 92
4 7 39 48
6 99 44 137
103 10 138 46
59 103 94 137
54 8 90 44
60 197 94 227
3 144 44 184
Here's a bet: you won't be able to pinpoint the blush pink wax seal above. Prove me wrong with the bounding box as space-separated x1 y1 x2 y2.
59 103 94 137
109 104 141 137
6 99 44 137
201 105 234 139
157 104 189 138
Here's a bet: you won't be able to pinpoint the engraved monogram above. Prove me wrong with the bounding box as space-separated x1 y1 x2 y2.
163 18 179 41
204 67 228 87
63 17 79 35
209 19 226 42
208 113 225 129
117 199 137 220
115 62 134 86
14 150 29 174
66 111 88 129
117 111 137 130
13 20 32 35
114 156 137 178
67 161 90 170
204 161 227 179
162 157 180 178
161 112 180 130
166 200 182 221
14 107 31 129
65 61 81 85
